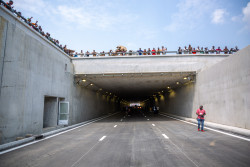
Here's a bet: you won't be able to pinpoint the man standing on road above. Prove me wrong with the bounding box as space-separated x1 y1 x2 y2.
196 105 206 132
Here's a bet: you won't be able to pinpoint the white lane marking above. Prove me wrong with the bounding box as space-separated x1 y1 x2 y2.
70 142 99 167
162 134 169 139
114 125 117 128
152 124 155 126
0 113 118 155
147 119 150 121
160 113 250 142
168 137 199 167
99 136 106 141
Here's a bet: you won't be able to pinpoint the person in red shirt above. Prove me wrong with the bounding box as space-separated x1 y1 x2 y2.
152 48 156 55
216 46 222 54
196 105 206 132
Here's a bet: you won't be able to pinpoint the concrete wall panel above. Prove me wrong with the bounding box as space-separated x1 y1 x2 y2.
0 7 117 144
160 46 250 130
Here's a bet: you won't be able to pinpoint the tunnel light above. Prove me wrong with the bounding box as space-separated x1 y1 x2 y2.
167 86 170 89
82 79 86 82
184 77 187 80
90 83 93 86
176 82 179 85
99 88 102 91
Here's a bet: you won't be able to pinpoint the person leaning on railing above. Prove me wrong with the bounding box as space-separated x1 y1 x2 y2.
137 48 143 55
188 44 192 54
147 48 151 55
183 46 188 54
26 17 33 26
100 51 105 56
178 47 182 54
109 50 113 56
92 50 97 57
162 46 167 55
223 46 229 54
197 46 201 53
157 47 161 55
85 51 90 57
210 46 216 54
3 0 13 11
216 46 222 54
152 48 156 55
204 47 209 54
200 47 204 54
192 47 196 54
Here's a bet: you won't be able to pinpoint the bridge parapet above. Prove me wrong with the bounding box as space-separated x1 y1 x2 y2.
72 54 230 75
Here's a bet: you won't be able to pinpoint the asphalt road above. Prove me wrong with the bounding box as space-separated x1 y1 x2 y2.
0 112 250 167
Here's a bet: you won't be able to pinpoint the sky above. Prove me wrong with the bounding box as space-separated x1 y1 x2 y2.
12 0 250 52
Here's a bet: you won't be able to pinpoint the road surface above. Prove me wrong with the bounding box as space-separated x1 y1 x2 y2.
0 112 250 167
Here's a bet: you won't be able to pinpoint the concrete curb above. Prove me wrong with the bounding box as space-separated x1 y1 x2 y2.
160 113 250 138
0 113 117 152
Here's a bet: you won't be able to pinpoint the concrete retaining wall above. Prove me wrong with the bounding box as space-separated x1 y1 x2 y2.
0 7 117 144
159 45 250 130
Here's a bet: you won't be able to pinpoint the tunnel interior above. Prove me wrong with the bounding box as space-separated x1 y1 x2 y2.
75 72 196 110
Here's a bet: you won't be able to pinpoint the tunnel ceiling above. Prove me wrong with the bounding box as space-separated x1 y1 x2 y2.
75 72 196 101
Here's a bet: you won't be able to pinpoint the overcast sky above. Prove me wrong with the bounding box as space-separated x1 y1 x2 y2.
13 0 250 52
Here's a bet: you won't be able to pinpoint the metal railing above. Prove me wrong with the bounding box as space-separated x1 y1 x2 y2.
71 50 235 58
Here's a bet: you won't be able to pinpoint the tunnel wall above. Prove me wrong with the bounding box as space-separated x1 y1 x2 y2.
0 7 117 144
159 45 250 130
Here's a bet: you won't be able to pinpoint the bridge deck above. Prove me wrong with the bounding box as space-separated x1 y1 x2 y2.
72 54 229 75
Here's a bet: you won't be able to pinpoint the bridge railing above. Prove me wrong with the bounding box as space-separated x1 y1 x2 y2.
72 50 234 58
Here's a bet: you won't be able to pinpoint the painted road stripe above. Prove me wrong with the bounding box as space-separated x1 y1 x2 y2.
152 124 155 126
162 134 169 139
114 125 117 128
99 136 106 141
160 113 250 142
0 113 118 155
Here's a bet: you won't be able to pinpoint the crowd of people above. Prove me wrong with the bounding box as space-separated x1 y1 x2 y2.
177 45 239 54
1 1 240 58
72 45 239 57
0 0 74 55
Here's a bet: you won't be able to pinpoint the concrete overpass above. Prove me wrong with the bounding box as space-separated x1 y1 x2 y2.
1 4 250 167
72 54 228 100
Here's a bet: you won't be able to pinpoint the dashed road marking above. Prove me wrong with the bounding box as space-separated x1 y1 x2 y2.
162 134 169 139
114 125 117 128
99 136 106 141
0 113 118 155
160 113 250 142
152 124 155 126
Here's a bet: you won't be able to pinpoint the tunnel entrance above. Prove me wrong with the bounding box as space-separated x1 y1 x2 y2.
43 96 58 128
74 72 196 102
